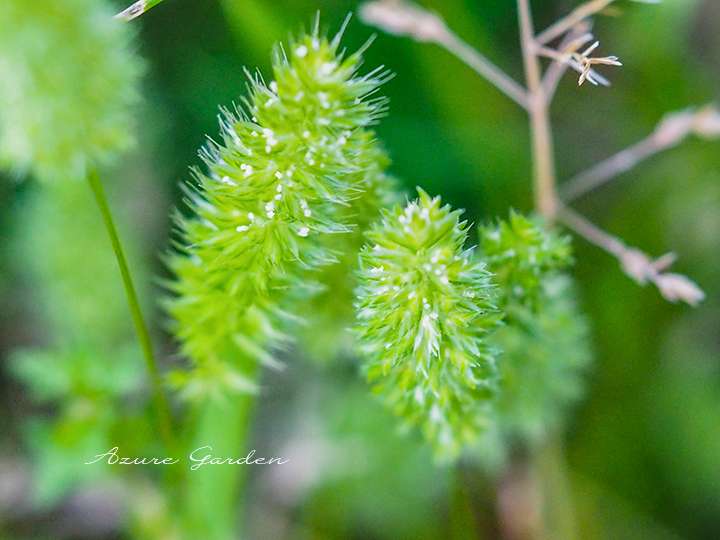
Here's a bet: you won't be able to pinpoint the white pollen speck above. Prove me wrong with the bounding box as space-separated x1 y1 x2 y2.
274 171 283 180
441 276 450 285
295 45 308 58
274 194 282 201
302 130 310 139
276 183 283 191
408 291 416 299
236 225 249 232
319 62 336 76
247 212 255 221
297 226 309 237
269 81 278 93
304 209 312 217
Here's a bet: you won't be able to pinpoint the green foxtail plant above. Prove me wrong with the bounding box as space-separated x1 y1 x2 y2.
164 21 399 539
7 2 715 537
0 0 141 183
355 189 503 459
166 21 394 399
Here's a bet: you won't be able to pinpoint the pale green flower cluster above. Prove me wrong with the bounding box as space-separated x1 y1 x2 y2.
480 214 591 465
355 189 502 458
166 28 394 399
0 0 141 182
355 207 591 461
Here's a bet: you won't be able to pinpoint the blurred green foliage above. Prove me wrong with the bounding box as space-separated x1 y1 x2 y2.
0 0 718 539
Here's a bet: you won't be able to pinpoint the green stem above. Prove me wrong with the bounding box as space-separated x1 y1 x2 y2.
450 464 480 540
184 363 260 539
86 169 176 451
536 439 577 540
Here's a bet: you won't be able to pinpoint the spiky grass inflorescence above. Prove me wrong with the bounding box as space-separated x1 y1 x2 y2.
355 189 502 459
166 23 392 399
479 212 572 309
479 214 591 461
0 0 141 182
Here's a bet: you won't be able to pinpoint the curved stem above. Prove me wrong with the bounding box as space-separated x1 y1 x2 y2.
86 169 176 451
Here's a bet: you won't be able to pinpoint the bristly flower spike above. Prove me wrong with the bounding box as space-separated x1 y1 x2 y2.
166 21 393 399
355 188 502 460
477 214 591 463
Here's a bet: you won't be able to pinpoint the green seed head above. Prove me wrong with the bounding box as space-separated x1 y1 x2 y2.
167 24 392 399
356 189 502 459
0 0 142 182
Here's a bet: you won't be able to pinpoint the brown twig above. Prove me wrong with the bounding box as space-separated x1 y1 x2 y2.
518 0 558 219
557 204 705 305
562 105 720 201
360 1 529 109
536 0 616 45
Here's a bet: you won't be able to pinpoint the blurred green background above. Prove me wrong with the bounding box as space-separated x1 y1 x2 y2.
0 0 718 538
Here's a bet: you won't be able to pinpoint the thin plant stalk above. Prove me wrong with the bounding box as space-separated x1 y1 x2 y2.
535 0 615 45
517 0 558 220
87 169 176 451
